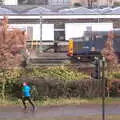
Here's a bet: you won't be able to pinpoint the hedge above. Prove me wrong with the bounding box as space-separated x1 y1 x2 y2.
3 77 120 100
0 67 120 100
1 78 120 100
109 80 120 97
3 77 102 100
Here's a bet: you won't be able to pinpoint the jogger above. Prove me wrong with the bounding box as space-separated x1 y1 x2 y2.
22 82 35 111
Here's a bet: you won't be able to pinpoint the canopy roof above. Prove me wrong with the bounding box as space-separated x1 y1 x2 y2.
24 6 56 14
59 7 94 14
91 7 112 14
107 7 120 14
0 7 16 14
1 6 120 15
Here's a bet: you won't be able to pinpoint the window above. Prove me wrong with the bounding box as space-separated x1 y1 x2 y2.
49 0 70 5
18 0 34 4
18 0 48 5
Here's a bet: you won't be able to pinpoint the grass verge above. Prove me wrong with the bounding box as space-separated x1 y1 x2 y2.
0 97 120 107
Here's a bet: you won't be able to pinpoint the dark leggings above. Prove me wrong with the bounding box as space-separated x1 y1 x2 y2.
22 97 35 110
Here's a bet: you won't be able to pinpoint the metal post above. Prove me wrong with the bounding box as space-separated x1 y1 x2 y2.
40 15 42 53
97 18 99 23
98 58 100 80
93 56 100 79
102 56 105 120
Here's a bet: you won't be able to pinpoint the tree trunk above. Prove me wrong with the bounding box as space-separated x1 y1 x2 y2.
106 69 112 98
90 0 93 8
1 70 6 101
107 84 110 98
88 0 91 8
1 78 6 100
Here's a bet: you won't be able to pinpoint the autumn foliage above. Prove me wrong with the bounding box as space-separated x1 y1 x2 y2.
101 31 118 70
0 16 26 69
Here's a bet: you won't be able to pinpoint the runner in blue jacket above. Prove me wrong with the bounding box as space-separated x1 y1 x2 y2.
22 82 35 111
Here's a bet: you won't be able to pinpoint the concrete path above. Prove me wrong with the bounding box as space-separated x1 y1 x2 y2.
0 104 120 119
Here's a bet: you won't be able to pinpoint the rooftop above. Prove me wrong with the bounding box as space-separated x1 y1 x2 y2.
1 5 120 15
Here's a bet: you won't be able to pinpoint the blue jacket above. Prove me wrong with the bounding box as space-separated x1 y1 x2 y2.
22 85 31 97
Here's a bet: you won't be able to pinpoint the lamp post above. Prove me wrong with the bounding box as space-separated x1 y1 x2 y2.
92 56 100 80
102 56 105 120
39 15 42 53
93 56 106 120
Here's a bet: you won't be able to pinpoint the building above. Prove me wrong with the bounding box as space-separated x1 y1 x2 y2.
71 0 118 7
1 1 120 53
3 0 71 5
3 14 120 53
2 0 120 7
3 0 18 5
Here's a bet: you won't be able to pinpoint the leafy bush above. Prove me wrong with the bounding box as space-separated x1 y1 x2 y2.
0 67 120 100
73 2 82 7
30 66 90 81
109 80 120 97
114 2 120 6
111 72 120 79
9 77 102 100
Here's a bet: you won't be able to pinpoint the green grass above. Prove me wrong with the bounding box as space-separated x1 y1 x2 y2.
35 97 120 106
0 97 120 107
36 98 101 106
105 97 120 104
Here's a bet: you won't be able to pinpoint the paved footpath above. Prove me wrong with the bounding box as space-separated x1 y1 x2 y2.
0 104 120 119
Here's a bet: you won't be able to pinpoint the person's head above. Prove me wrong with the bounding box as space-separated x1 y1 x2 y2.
23 82 27 86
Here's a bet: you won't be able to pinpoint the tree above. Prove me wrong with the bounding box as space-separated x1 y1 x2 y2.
88 0 91 8
0 0 2 1
87 0 97 8
0 16 26 100
101 31 118 97
102 31 118 71
114 1 120 7
87 0 93 8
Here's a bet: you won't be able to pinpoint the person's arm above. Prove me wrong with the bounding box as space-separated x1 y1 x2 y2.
28 86 31 91
22 86 24 92
22 86 25 97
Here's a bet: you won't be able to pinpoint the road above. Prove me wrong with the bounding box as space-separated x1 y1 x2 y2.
0 104 120 119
